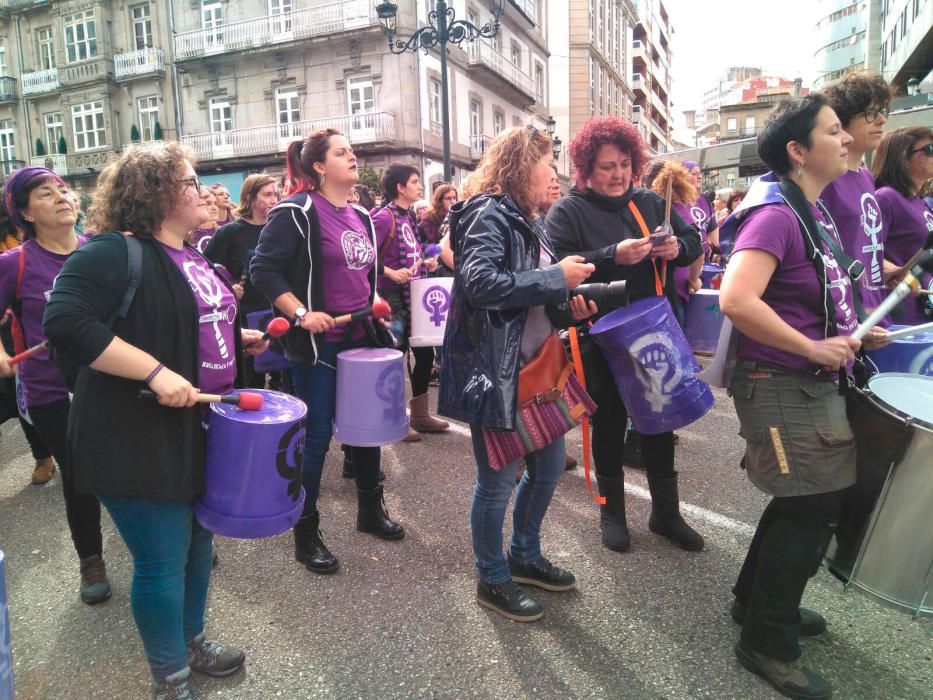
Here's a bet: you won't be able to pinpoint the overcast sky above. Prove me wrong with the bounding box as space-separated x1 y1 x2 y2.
665 0 821 120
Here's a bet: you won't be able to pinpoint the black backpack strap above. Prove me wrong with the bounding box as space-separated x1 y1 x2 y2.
106 235 143 327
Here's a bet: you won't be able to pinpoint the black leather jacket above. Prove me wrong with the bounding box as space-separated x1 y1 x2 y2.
438 193 569 430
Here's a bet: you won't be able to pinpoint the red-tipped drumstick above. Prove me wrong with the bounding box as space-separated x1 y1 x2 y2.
333 297 392 326
137 389 265 411
7 340 49 367
261 316 290 340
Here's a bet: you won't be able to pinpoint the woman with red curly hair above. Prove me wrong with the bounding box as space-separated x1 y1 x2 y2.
546 116 705 554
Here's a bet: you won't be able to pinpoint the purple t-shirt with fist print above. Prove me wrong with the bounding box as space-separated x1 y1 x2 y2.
311 191 376 342
733 203 859 378
159 242 238 395
373 204 422 293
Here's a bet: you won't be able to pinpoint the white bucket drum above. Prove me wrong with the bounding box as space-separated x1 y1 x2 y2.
409 277 453 348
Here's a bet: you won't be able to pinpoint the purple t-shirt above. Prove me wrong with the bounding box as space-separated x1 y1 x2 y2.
373 204 422 292
672 200 711 302
0 237 86 408
310 192 376 343
820 168 887 314
159 242 238 395
191 227 217 255
733 204 859 377
875 186 933 324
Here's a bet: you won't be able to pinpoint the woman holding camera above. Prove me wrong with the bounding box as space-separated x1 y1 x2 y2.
546 116 705 554
439 126 596 622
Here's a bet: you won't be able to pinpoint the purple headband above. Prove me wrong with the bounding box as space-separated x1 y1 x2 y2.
2 167 67 236
684 160 699 171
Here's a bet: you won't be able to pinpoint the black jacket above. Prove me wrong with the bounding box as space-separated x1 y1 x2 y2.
203 219 266 314
43 233 244 500
438 194 569 430
545 186 702 312
250 192 380 365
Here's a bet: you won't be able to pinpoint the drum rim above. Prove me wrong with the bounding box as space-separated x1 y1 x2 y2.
864 372 933 432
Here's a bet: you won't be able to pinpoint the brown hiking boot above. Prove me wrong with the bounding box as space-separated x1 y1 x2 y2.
79 555 112 604
31 457 56 484
735 643 832 699
409 393 449 432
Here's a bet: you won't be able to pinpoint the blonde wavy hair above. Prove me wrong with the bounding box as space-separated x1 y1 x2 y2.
649 161 698 205
88 142 196 238
462 126 552 216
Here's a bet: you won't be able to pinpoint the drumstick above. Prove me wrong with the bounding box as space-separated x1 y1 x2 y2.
260 316 290 341
853 251 933 341
333 297 392 326
882 321 933 340
659 179 672 286
6 340 49 367
917 288 933 296
138 389 264 410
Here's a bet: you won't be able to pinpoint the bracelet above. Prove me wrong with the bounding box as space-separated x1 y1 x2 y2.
145 362 165 384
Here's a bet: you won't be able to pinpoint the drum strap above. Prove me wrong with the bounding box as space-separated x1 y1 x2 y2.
568 326 604 506
626 201 666 297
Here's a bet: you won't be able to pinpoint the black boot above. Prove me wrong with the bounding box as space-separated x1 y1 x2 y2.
294 512 339 574
357 485 404 540
342 445 385 481
647 475 704 551
597 475 631 552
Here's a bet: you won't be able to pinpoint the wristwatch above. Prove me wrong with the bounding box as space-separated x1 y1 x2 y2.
293 307 308 327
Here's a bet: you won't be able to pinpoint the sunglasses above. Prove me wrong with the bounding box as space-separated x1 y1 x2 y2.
860 107 889 123
178 176 202 192
909 143 933 157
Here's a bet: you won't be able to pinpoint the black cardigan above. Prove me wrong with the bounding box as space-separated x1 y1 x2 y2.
43 233 243 500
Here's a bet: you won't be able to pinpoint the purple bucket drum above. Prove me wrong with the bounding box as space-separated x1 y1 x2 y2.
245 309 291 372
590 296 714 435
332 348 409 446
195 390 306 539
410 277 453 348
866 325 933 376
700 263 724 290
0 550 14 700
684 290 723 355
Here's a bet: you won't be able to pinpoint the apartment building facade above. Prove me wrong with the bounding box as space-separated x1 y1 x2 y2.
631 0 671 154
0 0 551 196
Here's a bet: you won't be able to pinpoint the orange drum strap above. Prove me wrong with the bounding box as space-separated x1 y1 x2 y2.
568 326 604 505
626 200 666 296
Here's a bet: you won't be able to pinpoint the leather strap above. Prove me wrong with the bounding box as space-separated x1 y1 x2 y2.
627 200 666 296
569 326 604 505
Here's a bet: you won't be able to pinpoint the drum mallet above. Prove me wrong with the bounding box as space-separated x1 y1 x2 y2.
244 316 290 353
6 340 49 367
138 389 265 411
852 250 933 341
333 297 392 327
424 243 441 258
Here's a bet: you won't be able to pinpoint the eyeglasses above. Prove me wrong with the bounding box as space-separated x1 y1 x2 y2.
178 176 202 192
908 143 933 157
860 107 889 123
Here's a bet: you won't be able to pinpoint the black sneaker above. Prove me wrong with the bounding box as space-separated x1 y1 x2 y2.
152 667 193 700
731 599 827 637
476 579 543 622
735 643 832 700
187 633 245 677
508 556 576 592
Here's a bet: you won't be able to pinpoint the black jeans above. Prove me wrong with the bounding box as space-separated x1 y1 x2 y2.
21 415 51 460
409 346 434 397
733 488 848 660
28 398 103 560
583 340 675 479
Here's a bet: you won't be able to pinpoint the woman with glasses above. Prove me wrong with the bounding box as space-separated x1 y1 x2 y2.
44 143 267 699
873 126 933 324
819 71 892 321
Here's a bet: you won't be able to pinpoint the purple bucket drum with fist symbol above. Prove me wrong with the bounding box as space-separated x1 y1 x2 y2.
684 289 724 355
195 390 306 539
409 277 453 348
333 348 410 446
590 296 714 434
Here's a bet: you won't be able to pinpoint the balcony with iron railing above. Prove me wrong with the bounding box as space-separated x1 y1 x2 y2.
114 48 165 81
31 153 68 177
181 111 396 162
466 40 536 104
0 76 17 102
173 0 378 61
469 134 492 160
22 68 59 95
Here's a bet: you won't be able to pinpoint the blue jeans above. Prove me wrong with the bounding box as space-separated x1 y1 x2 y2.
469 427 566 584
290 341 380 516
99 497 213 682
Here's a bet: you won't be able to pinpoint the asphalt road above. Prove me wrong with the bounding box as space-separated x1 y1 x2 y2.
1 385 931 699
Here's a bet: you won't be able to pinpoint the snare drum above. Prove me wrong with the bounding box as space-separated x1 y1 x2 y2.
826 373 933 616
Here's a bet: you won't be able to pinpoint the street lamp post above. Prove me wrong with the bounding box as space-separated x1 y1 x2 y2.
375 0 504 182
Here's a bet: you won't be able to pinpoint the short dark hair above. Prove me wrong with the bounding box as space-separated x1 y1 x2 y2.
353 184 376 210
381 164 420 206
757 94 831 177
820 70 891 127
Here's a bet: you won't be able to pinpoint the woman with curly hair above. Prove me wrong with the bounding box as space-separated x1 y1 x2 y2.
418 183 457 246
44 142 267 699
439 126 596 621
546 116 705 554
0 167 111 603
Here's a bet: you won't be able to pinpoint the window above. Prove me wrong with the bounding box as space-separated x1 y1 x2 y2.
598 64 604 113
37 28 55 70
276 88 300 137
597 0 604 49
203 1 223 46
269 0 293 33
72 101 106 151
63 10 97 63
744 116 756 134
346 74 374 116
209 98 232 145
44 113 64 154
588 0 595 41
900 11 907 37
727 117 737 132
0 120 15 173
0 49 6 77
589 56 594 113
469 99 481 137
132 5 152 50
429 78 441 124
138 96 159 141
535 63 545 103
493 111 504 135
510 42 521 69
